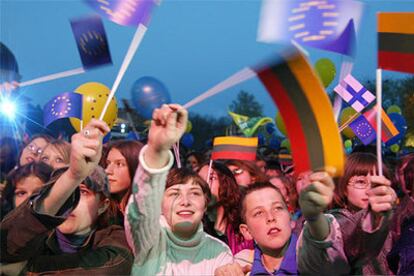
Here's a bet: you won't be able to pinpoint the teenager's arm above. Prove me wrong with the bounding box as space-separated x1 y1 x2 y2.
124 104 188 261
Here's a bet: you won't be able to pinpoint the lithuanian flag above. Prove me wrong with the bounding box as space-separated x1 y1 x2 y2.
211 136 258 161
255 50 344 177
378 12 414 74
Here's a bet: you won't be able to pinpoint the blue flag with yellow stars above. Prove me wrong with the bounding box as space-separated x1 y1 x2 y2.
349 114 376 145
71 15 112 69
44 92 83 126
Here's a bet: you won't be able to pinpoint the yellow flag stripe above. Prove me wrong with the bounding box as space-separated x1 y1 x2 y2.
378 12 414 34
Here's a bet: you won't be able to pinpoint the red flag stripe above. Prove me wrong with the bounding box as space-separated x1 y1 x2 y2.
378 51 414 74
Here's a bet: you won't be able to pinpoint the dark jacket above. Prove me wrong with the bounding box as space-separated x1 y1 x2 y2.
330 208 394 275
1 182 133 275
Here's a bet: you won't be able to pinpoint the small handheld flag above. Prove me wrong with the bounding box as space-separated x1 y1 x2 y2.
349 115 376 145
71 15 112 69
334 74 375 112
255 49 344 176
378 12 414 74
211 136 258 161
43 92 83 126
364 107 399 143
84 0 157 27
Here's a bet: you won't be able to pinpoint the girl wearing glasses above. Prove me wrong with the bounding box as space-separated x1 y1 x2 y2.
332 152 396 275
18 134 53 166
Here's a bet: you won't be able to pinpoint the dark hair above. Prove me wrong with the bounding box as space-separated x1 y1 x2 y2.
0 137 21 176
186 151 205 170
334 152 391 209
272 175 297 211
396 153 414 196
8 162 53 188
166 167 211 206
2 162 53 213
200 161 242 229
104 140 143 213
239 182 286 223
224 159 268 184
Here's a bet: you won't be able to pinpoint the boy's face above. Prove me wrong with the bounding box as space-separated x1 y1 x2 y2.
162 180 206 239
240 187 292 253
58 184 107 235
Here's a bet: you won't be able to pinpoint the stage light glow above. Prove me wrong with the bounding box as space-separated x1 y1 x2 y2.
0 99 17 119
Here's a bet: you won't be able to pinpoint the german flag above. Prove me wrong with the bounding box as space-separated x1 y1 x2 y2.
255 50 344 176
378 12 414 74
211 136 258 161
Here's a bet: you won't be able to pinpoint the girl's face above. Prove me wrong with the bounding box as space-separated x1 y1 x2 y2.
14 175 44 207
227 165 253 187
41 145 68 169
295 171 312 194
105 148 131 194
198 165 219 200
58 184 107 235
19 138 49 166
346 175 370 210
162 180 206 239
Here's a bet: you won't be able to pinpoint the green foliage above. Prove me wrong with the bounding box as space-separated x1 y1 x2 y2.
229 90 263 117
364 76 414 136
189 113 231 150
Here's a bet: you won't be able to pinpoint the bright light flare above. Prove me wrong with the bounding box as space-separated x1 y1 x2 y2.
0 99 17 119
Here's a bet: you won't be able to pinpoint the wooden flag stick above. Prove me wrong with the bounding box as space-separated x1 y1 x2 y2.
99 24 148 121
376 69 383 176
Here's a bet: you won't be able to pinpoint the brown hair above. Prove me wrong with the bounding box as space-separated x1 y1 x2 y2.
396 153 414 195
224 159 268 184
199 161 242 230
166 167 211 206
104 140 143 213
41 139 71 166
334 152 390 209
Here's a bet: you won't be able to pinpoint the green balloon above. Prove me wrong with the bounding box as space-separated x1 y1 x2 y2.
390 144 400 153
387 105 402 115
315 58 336 88
344 139 352 149
280 139 291 151
275 112 287 136
340 107 358 139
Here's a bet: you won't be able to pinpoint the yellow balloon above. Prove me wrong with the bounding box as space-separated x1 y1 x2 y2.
340 107 358 139
70 82 118 132
186 120 192 133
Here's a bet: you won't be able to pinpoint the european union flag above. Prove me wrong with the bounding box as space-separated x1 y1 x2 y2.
349 115 376 145
84 0 158 27
44 92 83 126
71 15 112 69
257 0 362 56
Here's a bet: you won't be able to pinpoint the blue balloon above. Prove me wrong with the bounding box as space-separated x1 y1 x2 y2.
258 133 265 146
269 134 280 150
386 113 407 146
131 76 171 119
265 123 276 134
103 132 111 144
181 133 194 148
127 131 140 141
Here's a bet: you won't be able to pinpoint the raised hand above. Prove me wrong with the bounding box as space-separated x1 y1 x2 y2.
299 171 335 220
367 175 397 214
145 104 188 169
68 119 110 182
148 104 188 152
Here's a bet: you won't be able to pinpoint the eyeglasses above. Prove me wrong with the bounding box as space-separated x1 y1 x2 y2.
26 143 44 156
348 175 370 189
232 168 244 176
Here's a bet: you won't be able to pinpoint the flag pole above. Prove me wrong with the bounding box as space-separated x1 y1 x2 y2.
19 67 85 87
99 24 148 121
376 69 383 176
